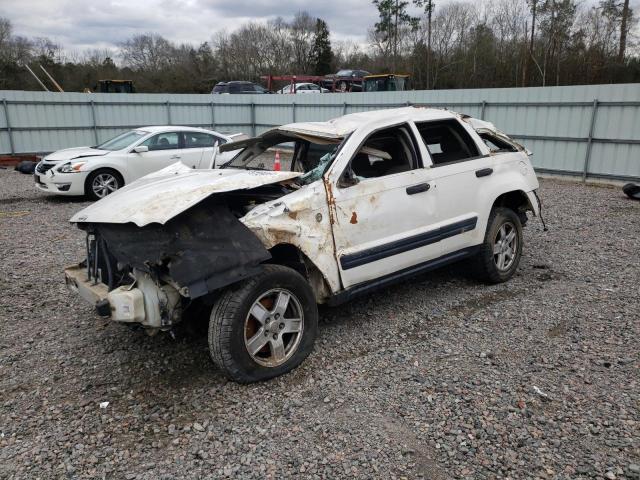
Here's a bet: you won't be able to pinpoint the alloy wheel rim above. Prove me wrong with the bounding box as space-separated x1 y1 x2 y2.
493 221 518 271
244 288 304 368
92 173 118 198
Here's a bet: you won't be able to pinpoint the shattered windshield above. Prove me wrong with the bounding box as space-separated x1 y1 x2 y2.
221 133 345 185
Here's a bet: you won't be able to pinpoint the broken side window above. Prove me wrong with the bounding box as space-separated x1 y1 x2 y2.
479 132 518 153
415 119 480 166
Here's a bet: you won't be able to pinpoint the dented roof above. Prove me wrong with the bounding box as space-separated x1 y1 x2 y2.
221 107 461 152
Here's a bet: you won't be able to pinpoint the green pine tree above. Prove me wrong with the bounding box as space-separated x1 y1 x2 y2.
312 19 333 75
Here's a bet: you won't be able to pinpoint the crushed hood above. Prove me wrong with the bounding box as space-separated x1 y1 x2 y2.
70 162 301 227
44 146 109 162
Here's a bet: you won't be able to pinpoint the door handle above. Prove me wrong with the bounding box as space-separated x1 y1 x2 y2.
475 168 493 178
406 183 431 195
170 155 181 159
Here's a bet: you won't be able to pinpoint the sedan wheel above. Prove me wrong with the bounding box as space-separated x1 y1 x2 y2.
92 173 119 198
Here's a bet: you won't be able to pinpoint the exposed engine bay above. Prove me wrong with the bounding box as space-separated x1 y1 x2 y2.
75 184 303 330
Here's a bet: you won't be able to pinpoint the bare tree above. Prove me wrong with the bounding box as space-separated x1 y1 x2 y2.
120 33 175 71
290 12 316 73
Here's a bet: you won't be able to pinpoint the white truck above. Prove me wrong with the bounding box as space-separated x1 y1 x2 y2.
65 107 542 383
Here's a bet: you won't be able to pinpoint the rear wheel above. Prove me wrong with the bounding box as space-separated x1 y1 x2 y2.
86 169 123 201
473 207 523 283
208 265 318 383
337 81 349 93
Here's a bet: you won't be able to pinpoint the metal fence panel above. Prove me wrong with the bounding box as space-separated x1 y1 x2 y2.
1 84 639 181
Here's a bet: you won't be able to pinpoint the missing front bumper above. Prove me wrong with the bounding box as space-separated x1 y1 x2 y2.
65 264 110 309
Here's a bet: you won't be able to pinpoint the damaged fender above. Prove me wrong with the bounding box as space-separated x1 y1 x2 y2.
241 180 341 301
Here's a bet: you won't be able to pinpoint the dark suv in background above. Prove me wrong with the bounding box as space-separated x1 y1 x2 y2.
321 69 371 92
212 81 270 94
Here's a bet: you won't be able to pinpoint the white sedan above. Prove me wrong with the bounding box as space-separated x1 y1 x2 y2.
277 83 328 94
34 126 241 200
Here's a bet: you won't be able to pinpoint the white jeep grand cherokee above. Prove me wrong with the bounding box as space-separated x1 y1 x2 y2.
64 107 542 383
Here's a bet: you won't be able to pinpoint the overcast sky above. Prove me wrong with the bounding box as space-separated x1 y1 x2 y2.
0 0 397 52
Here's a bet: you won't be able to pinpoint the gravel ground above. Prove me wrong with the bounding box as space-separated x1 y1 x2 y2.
0 168 638 480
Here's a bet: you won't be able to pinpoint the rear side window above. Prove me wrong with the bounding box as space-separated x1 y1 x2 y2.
228 84 243 93
416 119 480 166
183 132 217 148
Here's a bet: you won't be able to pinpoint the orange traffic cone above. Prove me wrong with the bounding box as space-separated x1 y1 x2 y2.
274 150 281 171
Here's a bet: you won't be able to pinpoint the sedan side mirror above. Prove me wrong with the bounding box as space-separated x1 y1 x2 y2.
132 146 149 153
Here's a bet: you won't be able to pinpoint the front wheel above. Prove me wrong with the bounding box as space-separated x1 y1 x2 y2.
86 169 123 201
208 265 318 383
472 207 523 283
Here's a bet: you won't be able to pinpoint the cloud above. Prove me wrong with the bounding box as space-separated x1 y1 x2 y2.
0 0 381 52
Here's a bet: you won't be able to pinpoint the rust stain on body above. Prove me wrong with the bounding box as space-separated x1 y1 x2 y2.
350 211 358 224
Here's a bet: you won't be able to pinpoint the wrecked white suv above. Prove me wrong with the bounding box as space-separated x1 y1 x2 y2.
65 107 541 383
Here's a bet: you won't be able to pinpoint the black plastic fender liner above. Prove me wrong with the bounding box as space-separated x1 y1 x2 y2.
91 198 272 299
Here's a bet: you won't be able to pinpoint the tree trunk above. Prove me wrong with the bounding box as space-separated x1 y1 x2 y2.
618 0 630 62
521 20 529 86
426 0 432 89
527 0 537 86
393 0 399 71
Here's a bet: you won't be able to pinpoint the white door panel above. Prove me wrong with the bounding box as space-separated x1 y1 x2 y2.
331 169 440 288
180 147 205 169
427 155 495 253
130 131 182 179
128 150 182 179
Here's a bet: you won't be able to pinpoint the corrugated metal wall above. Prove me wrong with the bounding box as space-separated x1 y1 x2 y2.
1 84 639 180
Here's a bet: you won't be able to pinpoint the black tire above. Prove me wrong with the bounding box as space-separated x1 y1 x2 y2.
622 183 640 200
208 265 318 383
337 81 348 93
85 168 124 201
472 207 523 283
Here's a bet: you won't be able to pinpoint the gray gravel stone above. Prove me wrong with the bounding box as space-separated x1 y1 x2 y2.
0 170 639 479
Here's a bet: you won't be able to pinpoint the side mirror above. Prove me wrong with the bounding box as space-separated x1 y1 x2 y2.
337 170 360 188
132 145 148 153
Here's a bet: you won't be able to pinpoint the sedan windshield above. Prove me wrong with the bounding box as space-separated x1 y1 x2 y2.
96 130 148 151
336 70 354 76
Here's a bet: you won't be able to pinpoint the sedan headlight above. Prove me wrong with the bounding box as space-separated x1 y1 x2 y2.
58 162 86 173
